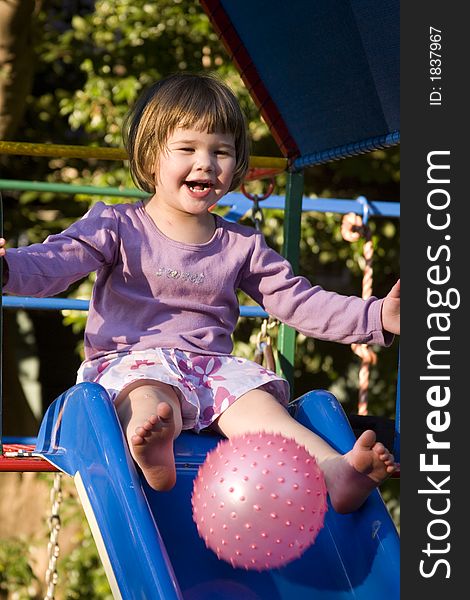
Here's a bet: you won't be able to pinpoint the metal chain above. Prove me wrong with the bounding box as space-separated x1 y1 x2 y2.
44 472 63 600
250 195 264 230
240 178 275 231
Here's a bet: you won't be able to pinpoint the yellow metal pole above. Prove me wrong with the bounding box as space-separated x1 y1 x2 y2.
0 140 288 171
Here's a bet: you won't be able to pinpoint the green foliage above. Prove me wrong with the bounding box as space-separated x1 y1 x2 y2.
380 479 401 533
60 525 111 600
0 539 38 599
27 0 258 147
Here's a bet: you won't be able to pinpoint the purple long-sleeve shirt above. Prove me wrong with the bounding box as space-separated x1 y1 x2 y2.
4 201 391 361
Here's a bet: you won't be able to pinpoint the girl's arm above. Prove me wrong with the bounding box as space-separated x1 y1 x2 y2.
240 232 399 346
1 202 118 297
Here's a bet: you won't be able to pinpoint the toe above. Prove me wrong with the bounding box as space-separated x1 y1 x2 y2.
373 442 386 455
148 414 159 425
131 433 145 446
357 429 377 449
135 426 149 438
156 402 173 421
142 419 156 432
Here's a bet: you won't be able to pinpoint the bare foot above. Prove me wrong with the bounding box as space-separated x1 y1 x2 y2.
320 430 397 514
130 402 177 491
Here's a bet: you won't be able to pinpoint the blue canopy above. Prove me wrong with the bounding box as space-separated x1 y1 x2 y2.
201 0 399 168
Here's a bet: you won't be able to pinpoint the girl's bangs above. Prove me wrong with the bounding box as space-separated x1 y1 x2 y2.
176 93 239 135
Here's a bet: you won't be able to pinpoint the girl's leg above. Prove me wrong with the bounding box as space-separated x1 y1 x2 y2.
115 380 183 491
212 388 396 514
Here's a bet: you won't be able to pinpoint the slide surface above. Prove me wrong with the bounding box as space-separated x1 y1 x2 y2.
36 383 400 599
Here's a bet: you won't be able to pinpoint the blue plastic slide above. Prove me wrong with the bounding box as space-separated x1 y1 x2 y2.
35 383 400 599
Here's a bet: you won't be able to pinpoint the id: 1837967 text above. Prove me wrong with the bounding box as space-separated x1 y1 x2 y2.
429 26 442 106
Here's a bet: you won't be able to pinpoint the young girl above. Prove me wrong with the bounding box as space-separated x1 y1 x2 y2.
0 73 400 514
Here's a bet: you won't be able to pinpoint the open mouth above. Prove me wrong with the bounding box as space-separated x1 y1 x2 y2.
184 180 213 192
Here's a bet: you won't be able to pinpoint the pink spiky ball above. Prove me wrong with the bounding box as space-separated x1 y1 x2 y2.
191 432 327 571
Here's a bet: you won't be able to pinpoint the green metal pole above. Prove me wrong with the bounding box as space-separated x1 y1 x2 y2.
0 179 148 199
277 170 304 397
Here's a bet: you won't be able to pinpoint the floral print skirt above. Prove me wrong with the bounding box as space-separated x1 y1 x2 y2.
77 348 290 432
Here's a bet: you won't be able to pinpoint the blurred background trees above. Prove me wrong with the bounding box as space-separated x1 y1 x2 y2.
0 1 399 596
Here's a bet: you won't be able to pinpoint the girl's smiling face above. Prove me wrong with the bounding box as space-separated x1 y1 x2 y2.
154 127 237 216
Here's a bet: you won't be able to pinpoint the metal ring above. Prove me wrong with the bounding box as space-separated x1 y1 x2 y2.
240 178 275 201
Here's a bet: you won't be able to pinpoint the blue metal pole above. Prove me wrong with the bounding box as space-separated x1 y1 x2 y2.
0 295 269 318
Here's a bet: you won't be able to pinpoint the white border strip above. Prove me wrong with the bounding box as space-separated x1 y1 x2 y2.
74 471 123 600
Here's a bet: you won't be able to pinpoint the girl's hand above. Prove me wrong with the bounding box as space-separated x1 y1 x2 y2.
0 238 6 258
382 279 400 335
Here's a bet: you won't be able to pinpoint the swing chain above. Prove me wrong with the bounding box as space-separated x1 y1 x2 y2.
251 195 264 231
44 472 63 600
241 178 275 231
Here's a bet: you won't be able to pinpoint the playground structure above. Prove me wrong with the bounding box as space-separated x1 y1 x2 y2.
0 1 400 598
0 167 400 600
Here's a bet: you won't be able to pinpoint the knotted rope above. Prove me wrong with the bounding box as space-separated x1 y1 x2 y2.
341 207 377 415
